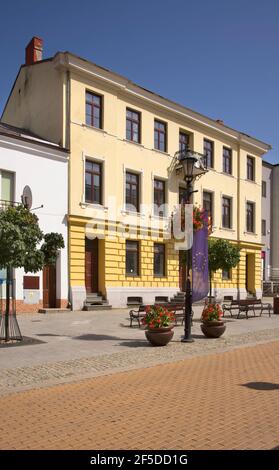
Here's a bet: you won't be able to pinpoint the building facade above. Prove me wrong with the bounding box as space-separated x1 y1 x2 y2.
0 122 68 312
261 161 272 281
1 38 271 308
262 161 279 286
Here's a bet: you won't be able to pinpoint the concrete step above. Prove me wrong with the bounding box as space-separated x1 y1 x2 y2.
83 304 112 311
39 308 70 314
85 297 104 305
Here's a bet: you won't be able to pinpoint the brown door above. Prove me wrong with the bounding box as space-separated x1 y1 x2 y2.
85 238 99 293
179 252 186 292
43 265 56 308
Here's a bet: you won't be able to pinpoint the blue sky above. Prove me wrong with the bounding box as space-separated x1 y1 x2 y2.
0 0 278 163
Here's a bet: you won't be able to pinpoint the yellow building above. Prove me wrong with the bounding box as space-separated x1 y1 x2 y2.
1 38 271 309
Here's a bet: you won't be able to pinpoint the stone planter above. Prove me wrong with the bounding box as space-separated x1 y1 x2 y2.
200 320 226 338
145 326 174 346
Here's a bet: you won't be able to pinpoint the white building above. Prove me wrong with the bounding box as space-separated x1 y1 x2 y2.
0 122 68 312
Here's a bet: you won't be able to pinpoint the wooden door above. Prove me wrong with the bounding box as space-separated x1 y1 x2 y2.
179 252 186 292
85 238 99 293
43 265 56 308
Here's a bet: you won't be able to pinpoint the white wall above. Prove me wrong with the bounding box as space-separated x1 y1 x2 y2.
0 134 68 303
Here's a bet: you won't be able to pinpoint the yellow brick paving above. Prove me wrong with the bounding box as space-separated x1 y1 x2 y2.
1 340 279 450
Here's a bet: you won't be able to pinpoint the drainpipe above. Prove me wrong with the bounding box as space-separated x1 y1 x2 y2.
65 69 71 308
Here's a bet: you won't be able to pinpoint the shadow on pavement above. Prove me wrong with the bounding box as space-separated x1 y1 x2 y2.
241 382 279 391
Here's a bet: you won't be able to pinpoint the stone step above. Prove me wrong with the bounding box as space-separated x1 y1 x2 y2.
83 304 112 311
39 308 71 314
85 297 104 305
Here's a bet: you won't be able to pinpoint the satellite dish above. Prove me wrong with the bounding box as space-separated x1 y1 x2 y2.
21 185 32 209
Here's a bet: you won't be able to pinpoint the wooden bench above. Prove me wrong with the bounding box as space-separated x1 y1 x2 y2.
222 299 272 319
129 303 193 327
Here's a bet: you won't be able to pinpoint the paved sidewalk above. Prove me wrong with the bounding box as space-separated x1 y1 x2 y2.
1 340 279 450
0 308 279 395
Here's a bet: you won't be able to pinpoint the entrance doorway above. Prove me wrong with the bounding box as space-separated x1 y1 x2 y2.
85 238 99 293
245 253 256 294
179 251 186 292
43 265 56 308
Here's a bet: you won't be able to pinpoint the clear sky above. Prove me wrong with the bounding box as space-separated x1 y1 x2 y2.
0 0 278 163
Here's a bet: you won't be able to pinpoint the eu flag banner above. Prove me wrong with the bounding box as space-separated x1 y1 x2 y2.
192 211 209 303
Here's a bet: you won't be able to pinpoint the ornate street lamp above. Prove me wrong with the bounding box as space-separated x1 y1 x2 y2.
174 148 207 342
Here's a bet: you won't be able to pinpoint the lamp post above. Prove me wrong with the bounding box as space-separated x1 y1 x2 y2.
175 149 207 342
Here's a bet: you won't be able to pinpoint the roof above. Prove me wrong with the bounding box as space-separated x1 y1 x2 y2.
0 122 68 152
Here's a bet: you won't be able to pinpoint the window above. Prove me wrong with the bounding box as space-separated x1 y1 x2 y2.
262 181 267 198
204 139 214 168
86 91 102 128
222 270 231 280
1 170 14 202
203 191 213 222
154 243 165 277
222 197 232 229
85 160 102 204
247 156 255 181
154 179 165 216
223 147 232 174
246 202 255 233
179 132 189 153
126 172 139 212
154 120 167 152
262 219 266 236
126 109 141 143
126 241 139 276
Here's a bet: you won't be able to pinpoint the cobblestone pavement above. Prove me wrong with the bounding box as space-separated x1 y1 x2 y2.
1 325 279 395
1 340 279 450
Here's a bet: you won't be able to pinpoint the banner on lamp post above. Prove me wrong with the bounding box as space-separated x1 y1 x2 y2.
192 211 209 303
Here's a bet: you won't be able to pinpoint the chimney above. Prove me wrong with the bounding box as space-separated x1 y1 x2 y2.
216 119 224 125
25 37 43 65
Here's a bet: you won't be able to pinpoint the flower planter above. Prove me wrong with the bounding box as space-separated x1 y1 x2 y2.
145 326 174 346
200 320 226 338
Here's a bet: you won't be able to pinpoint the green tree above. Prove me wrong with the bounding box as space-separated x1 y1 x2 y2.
0 205 64 341
208 238 241 298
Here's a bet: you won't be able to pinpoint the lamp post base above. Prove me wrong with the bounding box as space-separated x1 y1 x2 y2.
181 337 194 343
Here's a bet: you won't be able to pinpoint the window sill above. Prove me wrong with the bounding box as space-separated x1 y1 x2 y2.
221 172 234 178
121 209 145 218
244 231 258 236
126 275 140 278
123 139 143 148
82 124 107 135
245 179 256 184
152 148 170 157
219 227 235 232
150 214 168 221
80 202 108 211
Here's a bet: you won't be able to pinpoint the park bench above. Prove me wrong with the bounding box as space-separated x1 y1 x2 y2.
129 303 193 327
222 299 272 319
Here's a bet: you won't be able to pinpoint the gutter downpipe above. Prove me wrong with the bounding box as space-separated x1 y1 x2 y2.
65 69 71 309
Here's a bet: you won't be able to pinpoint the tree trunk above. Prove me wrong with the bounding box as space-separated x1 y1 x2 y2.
5 266 10 342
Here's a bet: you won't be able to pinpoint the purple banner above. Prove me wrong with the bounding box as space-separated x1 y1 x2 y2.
192 213 209 303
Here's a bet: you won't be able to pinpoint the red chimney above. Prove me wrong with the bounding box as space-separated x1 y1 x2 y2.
25 37 43 65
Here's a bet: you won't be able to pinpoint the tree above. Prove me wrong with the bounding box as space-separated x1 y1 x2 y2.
208 238 241 298
0 205 64 341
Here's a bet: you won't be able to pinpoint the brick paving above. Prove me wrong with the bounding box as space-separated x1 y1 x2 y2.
1 326 279 395
1 340 279 450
